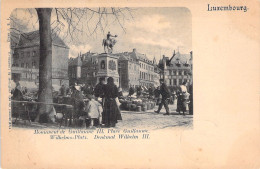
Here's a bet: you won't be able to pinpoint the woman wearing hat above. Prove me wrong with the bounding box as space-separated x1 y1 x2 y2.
103 77 122 127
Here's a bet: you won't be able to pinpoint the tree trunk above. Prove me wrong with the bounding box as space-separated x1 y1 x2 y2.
35 8 53 123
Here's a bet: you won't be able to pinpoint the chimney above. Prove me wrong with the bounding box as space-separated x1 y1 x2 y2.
133 48 136 53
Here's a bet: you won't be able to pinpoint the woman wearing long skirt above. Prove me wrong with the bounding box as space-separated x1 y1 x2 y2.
103 77 122 127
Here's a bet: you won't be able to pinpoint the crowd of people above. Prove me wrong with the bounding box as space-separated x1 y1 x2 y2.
11 77 193 128
66 77 122 128
127 80 193 116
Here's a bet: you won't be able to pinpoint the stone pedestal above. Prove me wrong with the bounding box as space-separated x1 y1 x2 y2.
96 53 119 86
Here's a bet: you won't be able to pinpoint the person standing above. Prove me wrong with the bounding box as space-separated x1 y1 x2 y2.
103 77 122 127
148 86 154 98
12 83 23 101
71 85 84 118
94 77 106 102
84 94 103 128
154 79 171 115
180 81 188 93
59 85 66 96
181 90 190 116
136 86 142 98
128 85 135 97
188 82 193 115
177 81 189 116
154 86 161 105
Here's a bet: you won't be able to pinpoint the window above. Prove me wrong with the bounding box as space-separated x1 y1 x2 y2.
179 79 182 85
26 63 29 68
100 60 105 69
21 52 24 58
27 52 30 57
32 61 36 68
184 71 187 75
179 70 182 75
21 63 24 67
32 51 36 57
174 79 177 85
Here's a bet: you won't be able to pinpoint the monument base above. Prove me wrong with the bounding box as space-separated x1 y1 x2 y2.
96 53 119 87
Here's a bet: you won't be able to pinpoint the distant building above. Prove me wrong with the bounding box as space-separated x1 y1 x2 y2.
68 49 161 90
11 30 69 89
68 51 99 86
159 51 193 87
81 52 99 86
116 51 140 89
116 49 160 89
68 55 82 85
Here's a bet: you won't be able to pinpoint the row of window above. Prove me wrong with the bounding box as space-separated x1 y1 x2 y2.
168 70 189 76
12 61 37 68
169 79 190 86
140 71 153 81
128 63 137 71
14 51 37 58
140 62 154 71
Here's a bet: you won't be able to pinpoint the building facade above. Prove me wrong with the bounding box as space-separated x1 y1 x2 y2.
117 52 140 89
117 49 160 89
159 51 193 87
68 49 161 89
11 30 70 89
68 51 99 86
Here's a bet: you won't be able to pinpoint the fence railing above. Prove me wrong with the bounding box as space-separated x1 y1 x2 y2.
11 100 74 127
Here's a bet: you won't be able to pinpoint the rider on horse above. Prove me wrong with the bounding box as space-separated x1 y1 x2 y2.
107 31 117 42
103 31 117 53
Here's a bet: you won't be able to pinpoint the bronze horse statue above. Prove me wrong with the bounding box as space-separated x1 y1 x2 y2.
102 36 117 53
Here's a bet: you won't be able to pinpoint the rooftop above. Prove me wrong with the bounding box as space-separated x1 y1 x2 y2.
16 30 69 49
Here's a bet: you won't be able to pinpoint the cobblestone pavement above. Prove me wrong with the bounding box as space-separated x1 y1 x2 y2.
117 103 193 130
12 102 193 130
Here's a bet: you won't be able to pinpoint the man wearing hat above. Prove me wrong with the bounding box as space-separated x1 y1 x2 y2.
154 79 171 115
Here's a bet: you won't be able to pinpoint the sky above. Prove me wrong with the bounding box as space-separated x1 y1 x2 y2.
10 7 192 61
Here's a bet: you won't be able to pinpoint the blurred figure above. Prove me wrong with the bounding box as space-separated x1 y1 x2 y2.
148 86 154 98
154 86 161 105
188 82 193 115
180 81 188 93
12 82 23 101
154 79 171 115
136 86 142 98
118 87 123 99
176 81 190 116
23 87 28 95
71 85 84 118
128 85 135 97
59 85 66 96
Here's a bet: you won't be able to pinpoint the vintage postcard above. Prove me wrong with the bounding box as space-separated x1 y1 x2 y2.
1 0 259 168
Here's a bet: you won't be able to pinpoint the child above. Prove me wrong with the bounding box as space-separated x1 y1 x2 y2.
181 91 190 116
84 94 103 128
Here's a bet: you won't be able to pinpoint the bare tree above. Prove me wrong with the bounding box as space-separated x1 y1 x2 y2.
10 7 134 123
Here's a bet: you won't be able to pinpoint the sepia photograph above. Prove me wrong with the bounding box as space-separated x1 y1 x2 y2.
10 7 193 129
